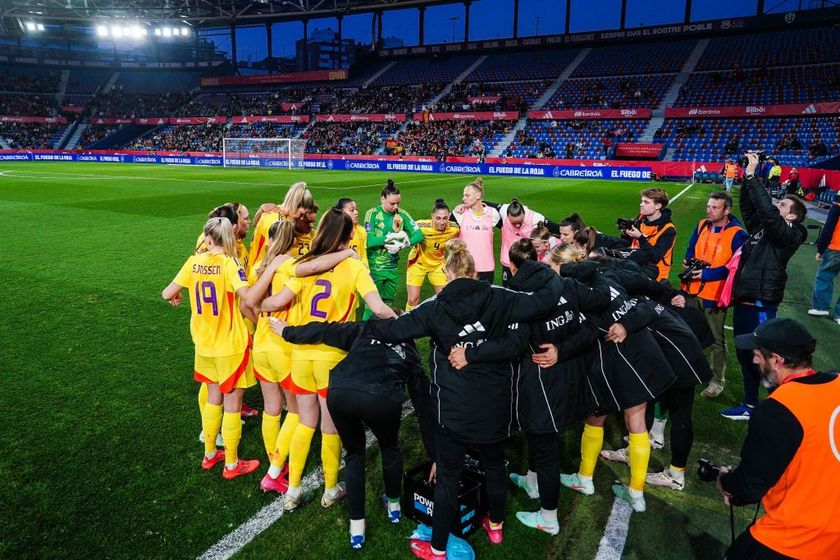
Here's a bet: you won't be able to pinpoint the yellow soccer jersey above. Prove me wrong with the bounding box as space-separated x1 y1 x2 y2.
253 257 297 354
349 224 368 267
407 221 460 270
194 233 248 270
285 258 377 361
173 252 250 357
293 230 313 258
248 210 285 270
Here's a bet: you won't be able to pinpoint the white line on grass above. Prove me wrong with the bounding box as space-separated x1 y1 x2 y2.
669 181 697 204
593 499 634 560
197 402 414 560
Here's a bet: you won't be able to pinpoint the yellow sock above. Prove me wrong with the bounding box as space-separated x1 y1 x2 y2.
628 432 651 492
272 412 299 468
261 412 281 461
579 424 604 478
222 412 242 466
405 302 415 312
198 383 208 416
288 424 316 487
202 403 223 455
321 433 342 488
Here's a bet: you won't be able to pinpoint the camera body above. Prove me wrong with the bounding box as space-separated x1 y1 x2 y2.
679 257 711 282
739 150 773 168
697 458 721 482
616 217 641 231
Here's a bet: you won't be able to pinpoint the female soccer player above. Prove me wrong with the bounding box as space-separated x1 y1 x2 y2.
453 178 500 283
247 181 317 268
162 217 261 480
529 223 559 262
405 198 460 310
258 209 396 511
363 179 423 317
336 197 368 267
545 244 675 513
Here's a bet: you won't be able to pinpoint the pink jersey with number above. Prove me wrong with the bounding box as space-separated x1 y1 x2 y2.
499 205 544 268
456 205 500 273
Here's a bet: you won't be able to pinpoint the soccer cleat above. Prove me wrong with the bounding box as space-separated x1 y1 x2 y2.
222 459 260 480
645 469 685 491
481 516 504 544
701 380 725 399
283 487 304 511
240 404 259 418
835 317 840 326
321 481 347 508
409 539 446 559
600 446 630 463
350 534 365 550
198 430 225 448
201 450 225 470
560 472 595 495
807 308 830 316
259 468 289 494
509 472 540 499
382 495 401 524
720 404 753 421
515 511 560 536
612 484 646 513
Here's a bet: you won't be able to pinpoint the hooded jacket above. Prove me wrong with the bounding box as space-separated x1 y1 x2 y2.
366 274 559 444
626 207 677 280
732 176 807 305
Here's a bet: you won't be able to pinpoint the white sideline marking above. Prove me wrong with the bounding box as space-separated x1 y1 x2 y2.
0 169 460 191
669 182 696 204
593 499 634 560
197 402 414 560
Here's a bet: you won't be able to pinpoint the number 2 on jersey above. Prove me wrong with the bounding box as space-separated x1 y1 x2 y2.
194 281 219 315
310 279 332 319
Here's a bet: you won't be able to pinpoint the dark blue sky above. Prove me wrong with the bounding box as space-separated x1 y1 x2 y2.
204 0 807 63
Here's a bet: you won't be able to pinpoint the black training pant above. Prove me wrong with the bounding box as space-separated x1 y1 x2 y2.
647 384 695 469
431 427 507 551
528 432 560 511
724 529 795 560
327 388 403 520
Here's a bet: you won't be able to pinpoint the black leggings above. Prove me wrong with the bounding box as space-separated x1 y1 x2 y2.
327 389 403 520
724 529 795 559
646 384 695 469
431 427 507 551
528 432 560 511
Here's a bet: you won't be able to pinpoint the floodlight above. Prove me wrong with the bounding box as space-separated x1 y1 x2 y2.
181 27 190 36
36 23 45 31
111 25 123 38
154 28 161 36
97 25 109 37
25 22 36 31
162 27 171 37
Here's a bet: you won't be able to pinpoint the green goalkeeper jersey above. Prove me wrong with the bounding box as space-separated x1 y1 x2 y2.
364 205 424 271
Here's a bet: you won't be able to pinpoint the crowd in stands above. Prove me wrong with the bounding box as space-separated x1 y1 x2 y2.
694 26 840 70
0 68 60 93
227 122 307 139
178 89 314 117
434 81 549 112
0 122 62 149
398 120 509 158
572 40 694 77
326 84 442 114
0 93 58 117
92 89 194 118
546 75 672 109
79 125 121 148
302 122 400 155
128 123 226 152
469 49 580 81
505 119 646 159
372 55 476 87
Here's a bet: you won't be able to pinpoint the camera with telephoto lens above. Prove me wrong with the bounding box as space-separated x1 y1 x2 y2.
616 217 641 231
679 257 711 282
739 150 772 168
697 458 721 482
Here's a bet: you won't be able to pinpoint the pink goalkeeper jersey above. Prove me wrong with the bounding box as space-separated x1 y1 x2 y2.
456 205 501 273
499 204 545 268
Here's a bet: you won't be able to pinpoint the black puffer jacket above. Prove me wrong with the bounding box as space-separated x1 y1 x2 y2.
733 176 807 305
367 275 559 444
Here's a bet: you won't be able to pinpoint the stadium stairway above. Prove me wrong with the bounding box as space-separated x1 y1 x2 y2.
363 61 396 88
87 124 154 150
531 48 591 109
102 71 120 94
638 38 709 143
490 117 528 157
55 70 70 105
0 137 10 150
428 55 488 107
63 122 87 149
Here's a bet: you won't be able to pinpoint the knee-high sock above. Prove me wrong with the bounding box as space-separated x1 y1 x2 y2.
261 412 281 461
321 433 342 489
198 383 209 416
579 424 604 478
202 403 223 455
405 302 416 312
288 424 316 487
628 432 651 492
222 412 242 466
272 412 299 468
653 402 669 421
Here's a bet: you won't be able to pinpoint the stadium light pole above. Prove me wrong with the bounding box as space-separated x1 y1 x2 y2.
418 6 426 46
513 0 519 39
377 11 383 47
620 0 627 29
684 0 692 24
565 0 571 34
302 19 309 70
464 1 471 43
535 16 542 36
230 24 238 72
266 22 273 72
450 16 459 42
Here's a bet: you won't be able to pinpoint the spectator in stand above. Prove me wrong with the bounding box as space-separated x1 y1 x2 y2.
809 138 828 159
808 194 840 325
783 167 803 196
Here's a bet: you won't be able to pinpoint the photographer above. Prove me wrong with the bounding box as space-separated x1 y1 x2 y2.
717 318 840 559
678 192 748 398
723 153 807 421
620 188 677 281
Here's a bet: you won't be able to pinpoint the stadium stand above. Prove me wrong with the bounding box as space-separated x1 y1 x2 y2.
571 40 694 77
128 123 227 152
435 81 550 112
545 75 673 109
505 119 648 159
467 49 580 81
0 93 59 117
371 55 477 86
694 26 840 70
397 120 511 158
0 66 61 93
0 122 64 149
302 122 401 155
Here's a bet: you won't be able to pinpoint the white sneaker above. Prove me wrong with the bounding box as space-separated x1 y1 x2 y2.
510 472 540 499
283 486 304 511
321 481 347 508
808 309 830 316
645 469 685 491
835 317 840 326
701 380 725 398
612 484 646 512
198 430 224 447
600 447 629 463
560 472 595 495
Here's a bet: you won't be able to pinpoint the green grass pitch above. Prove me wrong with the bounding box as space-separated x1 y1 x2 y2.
0 162 835 559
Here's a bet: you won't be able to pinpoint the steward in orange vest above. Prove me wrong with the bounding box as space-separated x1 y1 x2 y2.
721 318 840 560
624 189 677 282
681 215 748 305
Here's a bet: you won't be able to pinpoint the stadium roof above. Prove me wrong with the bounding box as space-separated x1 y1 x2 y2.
2 0 461 27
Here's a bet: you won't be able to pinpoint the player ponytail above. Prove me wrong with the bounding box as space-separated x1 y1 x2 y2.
546 242 586 267
529 222 551 242
507 197 525 217
509 238 538 267
381 178 400 198
559 212 585 232
203 217 237 259
444 238 476 279
297 208 354 265
281 181 315 217
465 177 485 199
432 197 449 213
257 219 297 277
335 197 354 211
573 226 599 254
208 204 238 227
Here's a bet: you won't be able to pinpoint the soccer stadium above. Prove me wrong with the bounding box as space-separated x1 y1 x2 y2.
2 1 840 559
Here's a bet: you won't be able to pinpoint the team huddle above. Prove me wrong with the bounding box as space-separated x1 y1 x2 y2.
160 167 824 558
